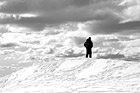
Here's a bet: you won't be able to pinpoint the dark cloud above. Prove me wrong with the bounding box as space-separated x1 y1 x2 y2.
0 8 95 31
0 16 47 31
70 0 92 7
0 0 69 14
19 23 46 31
2 0 137 35
0 0 29 14
0 43 18 48
0 7 95 23
0 0 93 14
87 14 140 35
0 0 124 31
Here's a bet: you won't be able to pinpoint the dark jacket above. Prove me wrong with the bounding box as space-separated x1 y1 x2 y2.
84 38 93 48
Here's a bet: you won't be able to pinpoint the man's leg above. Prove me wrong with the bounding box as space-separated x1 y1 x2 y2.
89 53 92 58
86 49 88 58
87 49 90 58
86 53 88 58
89 49 92 58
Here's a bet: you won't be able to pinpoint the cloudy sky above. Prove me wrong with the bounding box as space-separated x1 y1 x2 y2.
0 0 140 77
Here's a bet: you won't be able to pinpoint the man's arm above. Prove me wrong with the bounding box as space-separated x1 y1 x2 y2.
84 42 86 47
91 42 93 48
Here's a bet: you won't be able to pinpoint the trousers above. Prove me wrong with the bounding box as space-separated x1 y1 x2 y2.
86 48 92 58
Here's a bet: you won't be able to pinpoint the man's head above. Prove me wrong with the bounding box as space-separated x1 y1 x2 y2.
88 37 91 40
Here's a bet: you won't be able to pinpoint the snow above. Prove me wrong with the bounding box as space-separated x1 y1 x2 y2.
56 58 87 71
76 59 108 79
1 58 140 93
15 66 37 80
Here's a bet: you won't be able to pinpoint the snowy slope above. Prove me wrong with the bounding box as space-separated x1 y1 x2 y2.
0 58 140 93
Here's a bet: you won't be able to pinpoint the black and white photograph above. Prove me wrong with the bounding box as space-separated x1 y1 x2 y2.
0 0 140 93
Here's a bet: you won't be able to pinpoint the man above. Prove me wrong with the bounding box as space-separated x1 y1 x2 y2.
84 37 93 58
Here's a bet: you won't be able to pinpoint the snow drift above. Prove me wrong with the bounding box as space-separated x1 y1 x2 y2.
0 58 140 93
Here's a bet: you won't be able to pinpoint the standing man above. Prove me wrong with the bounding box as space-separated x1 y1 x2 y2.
84 37 93 58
